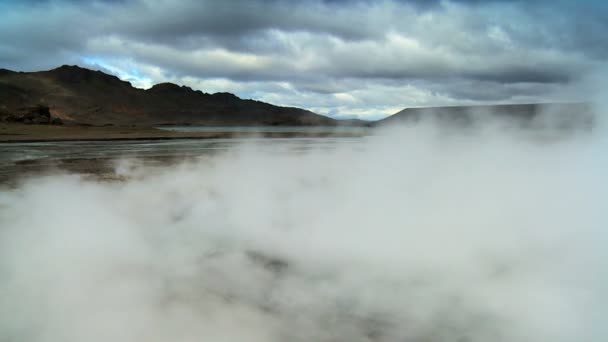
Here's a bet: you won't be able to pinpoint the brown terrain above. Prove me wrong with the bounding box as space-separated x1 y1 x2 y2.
0 122 369 142
0 65 593 143
0 65 339 127
0 67 595 184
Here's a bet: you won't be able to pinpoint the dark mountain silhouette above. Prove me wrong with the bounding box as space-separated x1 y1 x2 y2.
0 65 338 126
377 103 594 130
1 65 593 130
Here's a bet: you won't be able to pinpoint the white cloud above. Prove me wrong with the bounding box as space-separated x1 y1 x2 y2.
2 0 605 119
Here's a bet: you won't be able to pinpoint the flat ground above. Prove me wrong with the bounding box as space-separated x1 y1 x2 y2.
0 124 366 186
0 123 364 142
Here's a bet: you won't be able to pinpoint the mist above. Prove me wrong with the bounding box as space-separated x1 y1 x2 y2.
0 109 606 341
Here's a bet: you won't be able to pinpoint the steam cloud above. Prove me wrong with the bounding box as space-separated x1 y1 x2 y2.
0 111 606 341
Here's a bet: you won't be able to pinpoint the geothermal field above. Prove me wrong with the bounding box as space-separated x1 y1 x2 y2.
0 110 606 342
1 1 606 340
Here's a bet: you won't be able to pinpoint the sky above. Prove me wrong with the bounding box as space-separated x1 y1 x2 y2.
1 0 606 120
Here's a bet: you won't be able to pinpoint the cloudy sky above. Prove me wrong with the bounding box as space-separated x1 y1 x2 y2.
1 0 606 119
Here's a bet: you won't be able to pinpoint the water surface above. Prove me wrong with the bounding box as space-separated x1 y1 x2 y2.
0 136 362 183
156 125 370 134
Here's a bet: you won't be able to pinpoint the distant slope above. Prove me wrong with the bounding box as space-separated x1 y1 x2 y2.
377 103 594 130
0 65 338 126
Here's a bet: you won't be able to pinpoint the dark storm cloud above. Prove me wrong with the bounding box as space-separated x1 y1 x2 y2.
0 0 103 69
108 0 394 47
0 0 605 118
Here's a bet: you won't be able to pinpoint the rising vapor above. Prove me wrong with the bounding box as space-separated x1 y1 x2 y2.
0 109 606 341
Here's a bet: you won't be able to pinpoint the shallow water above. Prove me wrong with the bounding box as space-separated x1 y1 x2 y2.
0 137 361 161
156 125 370 134
0 137 361 184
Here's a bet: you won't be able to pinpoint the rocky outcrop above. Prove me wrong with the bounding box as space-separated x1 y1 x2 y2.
0 105 63 125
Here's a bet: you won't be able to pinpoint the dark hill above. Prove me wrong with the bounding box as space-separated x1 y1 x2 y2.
0 65 337 126
377 103 594 130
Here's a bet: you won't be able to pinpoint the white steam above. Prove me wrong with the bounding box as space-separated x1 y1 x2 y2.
0 114 606 341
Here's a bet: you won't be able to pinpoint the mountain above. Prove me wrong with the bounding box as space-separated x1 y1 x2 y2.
377 103 594 130
0 65 337 126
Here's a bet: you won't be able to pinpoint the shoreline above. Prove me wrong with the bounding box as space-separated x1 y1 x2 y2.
0 123 367 143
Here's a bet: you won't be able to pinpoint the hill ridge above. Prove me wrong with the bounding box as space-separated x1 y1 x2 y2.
377 102 594 129
0 65 336 126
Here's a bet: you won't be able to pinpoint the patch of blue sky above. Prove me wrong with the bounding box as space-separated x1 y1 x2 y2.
81 56 154 89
